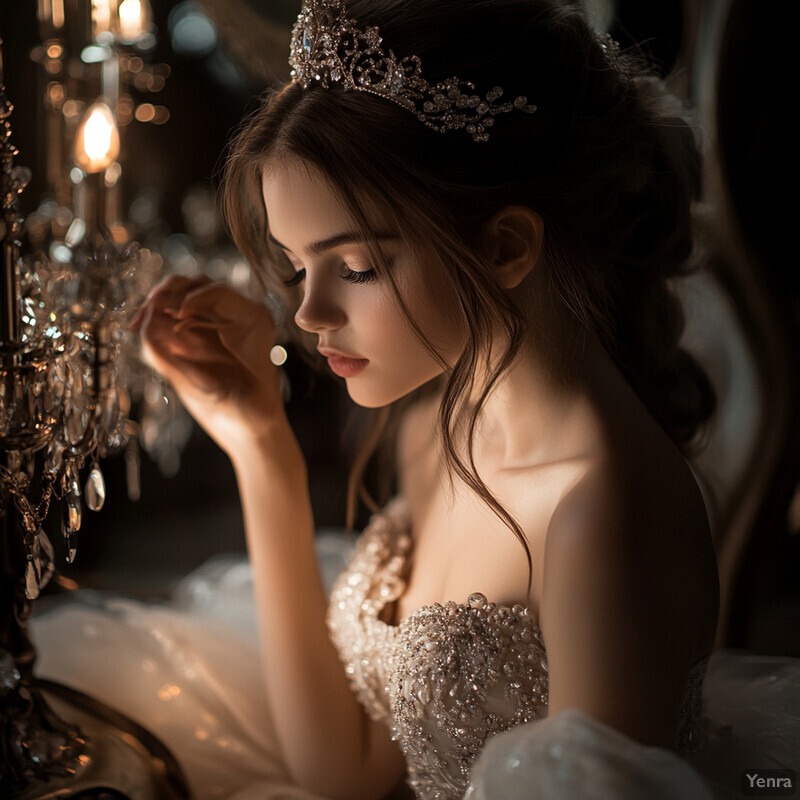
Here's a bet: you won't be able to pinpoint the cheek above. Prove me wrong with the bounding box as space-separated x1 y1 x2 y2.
406 289 465 364
390 264 465 355
376 294 416 343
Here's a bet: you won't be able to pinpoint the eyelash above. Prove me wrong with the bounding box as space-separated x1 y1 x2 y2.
342 267 377 284
282 266 378 287
283 269 306 287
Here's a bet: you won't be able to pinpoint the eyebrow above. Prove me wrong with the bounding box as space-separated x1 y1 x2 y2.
268 230 398 256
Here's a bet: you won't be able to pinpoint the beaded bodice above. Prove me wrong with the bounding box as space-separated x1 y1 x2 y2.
326 499 706 800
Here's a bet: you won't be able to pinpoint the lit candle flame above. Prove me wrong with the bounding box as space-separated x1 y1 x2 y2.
74 102 120 173
118 0 146 40
39 0 66 35
92 0 116 37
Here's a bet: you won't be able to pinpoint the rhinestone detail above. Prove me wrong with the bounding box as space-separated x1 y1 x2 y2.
289 0 537 142
327 499 707 799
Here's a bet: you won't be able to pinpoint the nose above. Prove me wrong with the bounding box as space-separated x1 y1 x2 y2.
294 277 346 333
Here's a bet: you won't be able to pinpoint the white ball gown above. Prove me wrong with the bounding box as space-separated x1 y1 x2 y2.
31 502 800 800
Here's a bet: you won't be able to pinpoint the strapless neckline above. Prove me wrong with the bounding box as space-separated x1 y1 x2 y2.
327 498 709 800
367 498 540 634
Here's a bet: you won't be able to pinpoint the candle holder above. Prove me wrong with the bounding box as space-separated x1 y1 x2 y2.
1 42 189 800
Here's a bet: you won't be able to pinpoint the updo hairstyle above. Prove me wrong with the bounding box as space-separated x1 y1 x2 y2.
223 0 715 556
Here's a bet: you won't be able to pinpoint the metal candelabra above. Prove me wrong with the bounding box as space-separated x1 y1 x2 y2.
0 17 189 800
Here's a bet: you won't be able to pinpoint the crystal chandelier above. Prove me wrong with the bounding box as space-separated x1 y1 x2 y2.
1 0 183 594
1 93 156 597
0 1 190 794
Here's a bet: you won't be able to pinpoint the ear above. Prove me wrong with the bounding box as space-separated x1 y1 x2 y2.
485 206 544 289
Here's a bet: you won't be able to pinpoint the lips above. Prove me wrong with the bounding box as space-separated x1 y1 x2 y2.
318 347 369 378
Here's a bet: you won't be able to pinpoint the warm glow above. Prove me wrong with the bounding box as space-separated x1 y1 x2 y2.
134 103 155 122
157 684 182 701
270 345 288 367
118 0 146 40
92 0 116 36
38 0 66 30
53 0 65 28
74 102 120 173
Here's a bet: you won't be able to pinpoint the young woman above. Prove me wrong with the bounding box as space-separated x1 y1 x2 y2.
129 0 720 797
35 1 799 799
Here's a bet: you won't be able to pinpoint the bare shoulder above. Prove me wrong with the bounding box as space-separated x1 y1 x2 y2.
542 442 718 646
539 439 719 745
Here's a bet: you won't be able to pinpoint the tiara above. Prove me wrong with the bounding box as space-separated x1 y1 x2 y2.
288 0 537 142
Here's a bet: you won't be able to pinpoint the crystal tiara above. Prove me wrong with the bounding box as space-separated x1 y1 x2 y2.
288 0 537 142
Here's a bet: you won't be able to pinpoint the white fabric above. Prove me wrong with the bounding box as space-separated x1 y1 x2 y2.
465 708 713 800
31 539 800 800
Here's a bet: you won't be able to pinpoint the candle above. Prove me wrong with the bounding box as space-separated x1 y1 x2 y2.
117 0 145 41
91 0 116 39
73 101 119 231
37 0 67 39
74 101 119 174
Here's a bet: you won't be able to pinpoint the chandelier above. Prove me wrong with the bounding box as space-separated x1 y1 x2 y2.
1 1 193 796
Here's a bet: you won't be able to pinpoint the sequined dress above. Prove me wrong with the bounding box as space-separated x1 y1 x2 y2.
326 499 707 800
30 503 800 800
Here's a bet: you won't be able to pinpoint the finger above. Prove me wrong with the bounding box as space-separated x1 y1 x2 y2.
131 274 212 331
173 316 275 384
138 297 226 362
172 317 220 335
176 282 270 326
166 322 234 364
175 285 277 375
138 282 277 394
217 316 275 377
141 336 234 398
138 311 234 395
136 275 214 324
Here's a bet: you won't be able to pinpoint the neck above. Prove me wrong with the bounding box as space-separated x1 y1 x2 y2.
465 288 612 471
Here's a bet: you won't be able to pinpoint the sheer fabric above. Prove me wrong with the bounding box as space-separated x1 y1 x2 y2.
31 506 800 799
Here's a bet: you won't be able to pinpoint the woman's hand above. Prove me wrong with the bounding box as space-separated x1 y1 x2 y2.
131 275 287 456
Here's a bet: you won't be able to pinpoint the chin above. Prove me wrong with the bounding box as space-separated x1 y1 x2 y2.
344 373 443 409
345 384 404 409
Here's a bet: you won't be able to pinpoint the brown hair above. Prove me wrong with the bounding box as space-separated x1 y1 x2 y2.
222 0 715 584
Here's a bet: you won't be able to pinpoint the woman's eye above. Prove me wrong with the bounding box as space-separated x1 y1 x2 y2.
281 264 379 287
342 267 377 284
283 268 306 287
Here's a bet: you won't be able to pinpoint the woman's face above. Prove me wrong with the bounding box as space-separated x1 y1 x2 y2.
262 158 465 408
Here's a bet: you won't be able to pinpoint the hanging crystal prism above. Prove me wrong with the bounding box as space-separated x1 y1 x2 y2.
64 458 81 489
25 557 41 600
61 504 79 564
24 529 42 600
44 436 64 476
84 463 106 512
67 491 82 531
100 390 124 450
34 528 55 591
64 534 78 564
64 399 90 446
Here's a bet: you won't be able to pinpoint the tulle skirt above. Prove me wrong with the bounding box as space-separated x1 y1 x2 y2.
31 540 800 800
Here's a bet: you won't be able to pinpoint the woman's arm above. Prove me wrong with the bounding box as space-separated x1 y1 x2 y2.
134 277 406 800
538 463 716 749
231 433 406 799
